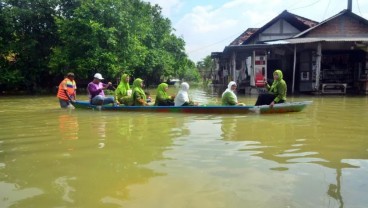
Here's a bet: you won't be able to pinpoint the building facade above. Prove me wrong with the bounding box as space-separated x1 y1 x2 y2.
212 9 368 94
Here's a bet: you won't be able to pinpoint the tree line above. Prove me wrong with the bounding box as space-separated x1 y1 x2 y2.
0 0 201 93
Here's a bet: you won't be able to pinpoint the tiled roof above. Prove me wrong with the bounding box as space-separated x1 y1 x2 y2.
230 28 259 46
293 13 319 28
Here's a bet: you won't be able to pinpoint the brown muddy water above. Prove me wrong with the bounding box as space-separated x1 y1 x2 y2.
0 87 367 208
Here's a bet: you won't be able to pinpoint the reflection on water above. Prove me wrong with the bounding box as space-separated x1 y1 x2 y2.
59 113 79 141
218 96 368 208
54 176 77 203
0 93 367 207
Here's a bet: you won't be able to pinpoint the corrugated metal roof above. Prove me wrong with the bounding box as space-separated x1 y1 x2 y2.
265 37 368 45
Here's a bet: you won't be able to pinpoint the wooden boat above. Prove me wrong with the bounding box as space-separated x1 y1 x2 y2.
72 101 312 114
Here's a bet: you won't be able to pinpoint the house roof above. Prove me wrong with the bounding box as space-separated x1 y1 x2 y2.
246 9 368 46
212 9 368 59
230 28 259 46
212 11 318 59
295 9 368 38
241 10 318 45
264 37 368 45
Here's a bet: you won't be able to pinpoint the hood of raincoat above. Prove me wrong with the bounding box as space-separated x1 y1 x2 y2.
116 74 130 96
154 83 170 105
132 78 146 100
270 69 284 92
156 83 169 98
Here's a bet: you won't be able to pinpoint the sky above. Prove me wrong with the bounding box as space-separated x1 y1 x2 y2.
143 0 368 63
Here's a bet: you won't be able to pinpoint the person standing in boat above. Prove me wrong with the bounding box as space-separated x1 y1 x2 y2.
174 82 196 106
57 72 77 109
154 83 175 106
255 69 287 107
87 73 115 105
221 81 245 106
132 78 149 106
115 73 132 106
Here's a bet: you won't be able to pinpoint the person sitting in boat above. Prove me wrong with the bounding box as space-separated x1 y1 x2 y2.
255 69 287 107
154 83 175 106
174 82 196 106
132 78 149 106
222 81 245 106
87 73 115 105
115 73 132 106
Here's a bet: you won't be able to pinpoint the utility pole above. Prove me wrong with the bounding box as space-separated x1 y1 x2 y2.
348 0 352 11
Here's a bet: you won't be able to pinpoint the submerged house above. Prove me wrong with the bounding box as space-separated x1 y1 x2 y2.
212 7 368 94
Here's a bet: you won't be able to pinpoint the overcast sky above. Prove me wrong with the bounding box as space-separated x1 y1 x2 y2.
144 0 368 63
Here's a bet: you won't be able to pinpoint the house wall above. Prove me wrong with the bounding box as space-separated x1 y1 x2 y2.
295 42 367 93
260 20 301 41
307 15 368 37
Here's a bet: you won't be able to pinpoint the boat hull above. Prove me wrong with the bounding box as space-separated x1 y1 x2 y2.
72 101 312 114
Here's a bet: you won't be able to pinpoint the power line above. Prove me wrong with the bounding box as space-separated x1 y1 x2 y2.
356 0 362 16
286 0 314 11
187 0 325 57
187 10 287 54
323 0 331 20
188 21 257 54
288 0 321 11
187 34 240 54
187 0 315 55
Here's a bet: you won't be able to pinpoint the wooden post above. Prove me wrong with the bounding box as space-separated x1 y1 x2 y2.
265 50 268 80
232 52 236 82
251 50 256 87
214 58 219 82
315 43 322 91
292 45 297 94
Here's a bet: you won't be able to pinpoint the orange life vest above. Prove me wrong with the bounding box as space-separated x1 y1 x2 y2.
57 78 76 100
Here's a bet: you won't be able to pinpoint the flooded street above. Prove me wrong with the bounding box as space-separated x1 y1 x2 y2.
1 89 368 208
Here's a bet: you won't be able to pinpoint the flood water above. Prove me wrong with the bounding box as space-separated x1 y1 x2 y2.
1 87 368 208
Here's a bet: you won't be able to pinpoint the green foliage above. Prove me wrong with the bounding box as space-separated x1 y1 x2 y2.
179 59 201 82
0 0 60 91
0 0 195 92
196 55 214 81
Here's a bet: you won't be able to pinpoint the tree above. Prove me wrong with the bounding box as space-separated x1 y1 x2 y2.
0 0 196 92
50 0 193 86
197 55 214 81
0 0 59 91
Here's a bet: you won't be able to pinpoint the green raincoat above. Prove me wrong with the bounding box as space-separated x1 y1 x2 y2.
221 81 238 105
266 69 287 103
154 83 174 106
132 78 147 106
115 74 132 105
222 92 237 105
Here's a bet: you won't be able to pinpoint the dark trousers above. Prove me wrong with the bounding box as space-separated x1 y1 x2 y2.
255 94 285 106
157 100 175 106
181 102 195 106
